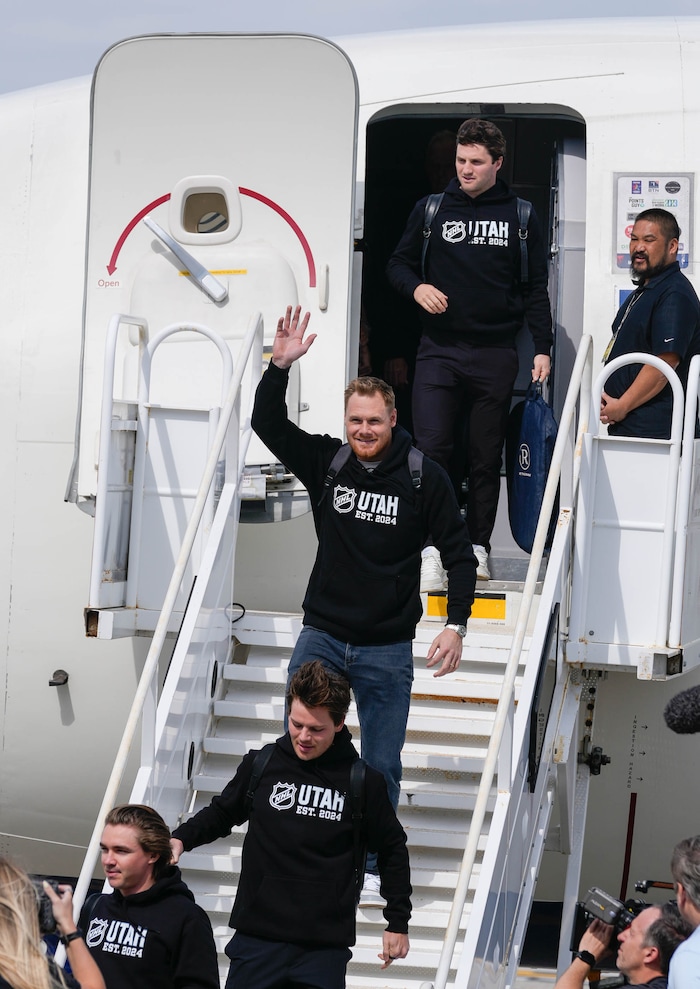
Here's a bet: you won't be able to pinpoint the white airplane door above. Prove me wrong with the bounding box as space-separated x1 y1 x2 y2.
75 34 358 503
78 35 357 610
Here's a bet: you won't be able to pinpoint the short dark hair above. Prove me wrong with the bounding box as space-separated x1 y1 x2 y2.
672 834 700 910
642 901 692 975
344 376 395 412
456 118 506 162
634 208 681 242
105 805 172 880
286 661 351 726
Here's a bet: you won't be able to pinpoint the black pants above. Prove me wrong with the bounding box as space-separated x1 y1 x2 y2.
225 933 352 989
412 335 519 551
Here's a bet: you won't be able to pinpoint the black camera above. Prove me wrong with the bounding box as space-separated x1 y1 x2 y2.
31 878 61 935
581 886 647 936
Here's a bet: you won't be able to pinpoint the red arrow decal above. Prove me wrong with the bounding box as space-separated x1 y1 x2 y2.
239 188 316 288
106 194 171 274
106 189 316 286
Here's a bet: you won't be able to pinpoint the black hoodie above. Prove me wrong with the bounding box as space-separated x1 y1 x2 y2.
172 728 411 949
251 362 476 643
84 868 219 989
387 177 553 353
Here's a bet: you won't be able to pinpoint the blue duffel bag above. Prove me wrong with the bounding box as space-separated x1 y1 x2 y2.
505 382 558 554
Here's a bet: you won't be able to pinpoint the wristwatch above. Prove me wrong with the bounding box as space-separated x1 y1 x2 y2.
445 623 467 638
60 930 84 946
573 949 595 967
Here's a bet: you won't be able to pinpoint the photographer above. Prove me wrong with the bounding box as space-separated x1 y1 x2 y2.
0 856 105 989
554 902 690 989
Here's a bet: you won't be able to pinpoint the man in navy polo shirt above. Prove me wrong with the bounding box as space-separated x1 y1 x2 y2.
601 208 700 438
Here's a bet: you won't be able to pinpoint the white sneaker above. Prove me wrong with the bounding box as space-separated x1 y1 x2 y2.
420 546 447 592
473 544 491 581
358 872 385 908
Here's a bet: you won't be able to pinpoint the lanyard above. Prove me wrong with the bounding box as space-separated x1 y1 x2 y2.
602 288 643 363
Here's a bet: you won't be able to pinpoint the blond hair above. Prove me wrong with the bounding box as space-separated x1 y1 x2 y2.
344 376 395 412
0 857 64 989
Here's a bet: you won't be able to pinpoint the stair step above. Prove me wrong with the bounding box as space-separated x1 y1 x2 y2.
190 894 472 928
225 646 524 674
212 697 500 735
217 674 520 705
182 862 482 898
201 733 493 773
180 842 486 873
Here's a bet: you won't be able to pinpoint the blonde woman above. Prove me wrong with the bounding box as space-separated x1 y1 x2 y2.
0 857 105 989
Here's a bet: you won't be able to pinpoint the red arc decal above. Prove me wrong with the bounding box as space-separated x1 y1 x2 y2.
106 188 315 286
239 188 316 287
106 194 171 274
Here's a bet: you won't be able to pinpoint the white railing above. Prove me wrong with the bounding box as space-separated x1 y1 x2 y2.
126 322 235 609
669 353 700 647
89 313 148 606
60 312 264 959
426 335 594 989
591 352 684 649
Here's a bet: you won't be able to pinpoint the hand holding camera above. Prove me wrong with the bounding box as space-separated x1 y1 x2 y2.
34 878 79 939
575 917 614 967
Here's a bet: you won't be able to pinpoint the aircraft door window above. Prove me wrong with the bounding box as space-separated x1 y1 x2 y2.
183 191 229 234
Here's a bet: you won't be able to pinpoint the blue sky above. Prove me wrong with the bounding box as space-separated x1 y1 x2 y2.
2 0 698 95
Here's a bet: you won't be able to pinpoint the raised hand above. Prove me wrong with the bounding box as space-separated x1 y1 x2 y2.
271 305 315 369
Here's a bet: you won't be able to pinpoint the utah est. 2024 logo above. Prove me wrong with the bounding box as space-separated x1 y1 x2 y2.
332 485 399 526
269 781 346 821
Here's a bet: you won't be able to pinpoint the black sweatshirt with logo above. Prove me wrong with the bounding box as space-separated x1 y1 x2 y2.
251 361 476 643
172 728 412 948
387 176 553 354
84 868 219 989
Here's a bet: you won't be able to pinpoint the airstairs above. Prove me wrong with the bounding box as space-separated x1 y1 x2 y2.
167 614 535 989
68 323 700 988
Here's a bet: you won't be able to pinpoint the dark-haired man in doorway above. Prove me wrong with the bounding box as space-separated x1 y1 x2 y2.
387 117 553 583
601 208 700 438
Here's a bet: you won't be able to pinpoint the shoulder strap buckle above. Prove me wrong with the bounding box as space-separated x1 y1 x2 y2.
516 197 532 285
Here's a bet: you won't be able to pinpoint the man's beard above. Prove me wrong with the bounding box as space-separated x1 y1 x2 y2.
630 255 671 285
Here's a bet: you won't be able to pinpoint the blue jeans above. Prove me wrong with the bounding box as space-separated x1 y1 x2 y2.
287 627 413 871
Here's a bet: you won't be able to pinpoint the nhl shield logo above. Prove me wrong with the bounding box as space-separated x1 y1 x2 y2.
442 220 467 243
269 781 297 811
518 443 531 472
86 918 109 948
333 485 356 513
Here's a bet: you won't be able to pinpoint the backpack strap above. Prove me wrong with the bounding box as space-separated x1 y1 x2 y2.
245 746 367 901
421 193 445 283
516 197 532 286
350 758 367 904
244 743 276 816
78 891 103 933
321 443 422 509
320 443 352 504
407 446 423 490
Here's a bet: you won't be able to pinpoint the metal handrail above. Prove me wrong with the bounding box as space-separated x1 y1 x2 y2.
126 321 235 609
593 352 684 647
669 353 700 646
60 312 264 960
429 335 594 989
591 351 685 443
89 313 149 606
